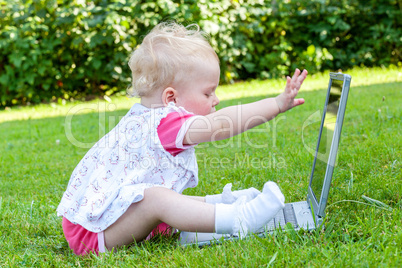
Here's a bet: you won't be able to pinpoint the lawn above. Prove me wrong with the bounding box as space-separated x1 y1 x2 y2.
0 66 401 267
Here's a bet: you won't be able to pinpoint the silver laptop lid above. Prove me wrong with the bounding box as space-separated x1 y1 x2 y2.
307 73 352 218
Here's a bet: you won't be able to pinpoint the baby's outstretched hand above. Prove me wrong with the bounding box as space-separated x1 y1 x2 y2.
275 68 308 113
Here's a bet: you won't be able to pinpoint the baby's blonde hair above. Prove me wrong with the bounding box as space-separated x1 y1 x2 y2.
127 22 219 97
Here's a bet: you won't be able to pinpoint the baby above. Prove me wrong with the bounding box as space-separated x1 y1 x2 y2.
57 22 308 255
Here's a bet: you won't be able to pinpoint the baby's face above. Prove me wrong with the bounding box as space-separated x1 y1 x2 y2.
173 58 220 116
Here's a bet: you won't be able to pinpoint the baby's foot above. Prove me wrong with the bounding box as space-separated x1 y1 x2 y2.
215 181 285 238
234 182 285 237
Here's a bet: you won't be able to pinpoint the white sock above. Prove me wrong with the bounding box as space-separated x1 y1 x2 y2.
215 181 285 237
205 183 261 204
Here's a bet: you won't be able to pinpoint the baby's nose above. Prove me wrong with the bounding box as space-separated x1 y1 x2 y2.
213 95 220 107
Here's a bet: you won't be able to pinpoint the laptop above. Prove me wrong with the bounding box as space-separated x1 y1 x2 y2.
180 72 352 246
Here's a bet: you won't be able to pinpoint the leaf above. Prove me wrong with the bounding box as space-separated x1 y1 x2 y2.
0 74 9 85
9 53 23 68
92 58 102 70
38 65 47 76
121 20 130 29
25 74 35 85
306 45 316 56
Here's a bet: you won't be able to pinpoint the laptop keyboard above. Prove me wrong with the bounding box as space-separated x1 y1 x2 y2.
265 203 299 231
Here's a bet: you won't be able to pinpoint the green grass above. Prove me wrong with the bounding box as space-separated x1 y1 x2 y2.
0 66 401 267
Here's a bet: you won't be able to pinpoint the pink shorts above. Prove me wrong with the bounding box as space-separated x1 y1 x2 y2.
62 217 105 255
62 217 173 255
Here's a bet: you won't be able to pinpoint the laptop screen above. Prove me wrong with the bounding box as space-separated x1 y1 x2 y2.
310 78 343 202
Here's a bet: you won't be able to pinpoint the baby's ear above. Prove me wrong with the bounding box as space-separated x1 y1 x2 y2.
161 87 177 106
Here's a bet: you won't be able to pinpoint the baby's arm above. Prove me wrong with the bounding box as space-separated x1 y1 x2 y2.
184 68 308 145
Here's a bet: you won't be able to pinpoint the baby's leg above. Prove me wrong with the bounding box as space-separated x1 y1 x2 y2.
104 187 214 250
104 182 284 250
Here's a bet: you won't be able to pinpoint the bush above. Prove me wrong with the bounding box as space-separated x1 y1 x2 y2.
203 0 401 81
0 0 400 107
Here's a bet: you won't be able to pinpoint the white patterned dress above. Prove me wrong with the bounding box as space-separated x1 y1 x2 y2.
57 103 200 232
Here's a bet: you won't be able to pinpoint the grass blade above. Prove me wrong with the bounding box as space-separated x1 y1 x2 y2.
361 195 393 211
267 252 278 267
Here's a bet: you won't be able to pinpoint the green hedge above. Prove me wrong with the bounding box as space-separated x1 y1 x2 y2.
0 0 401 107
